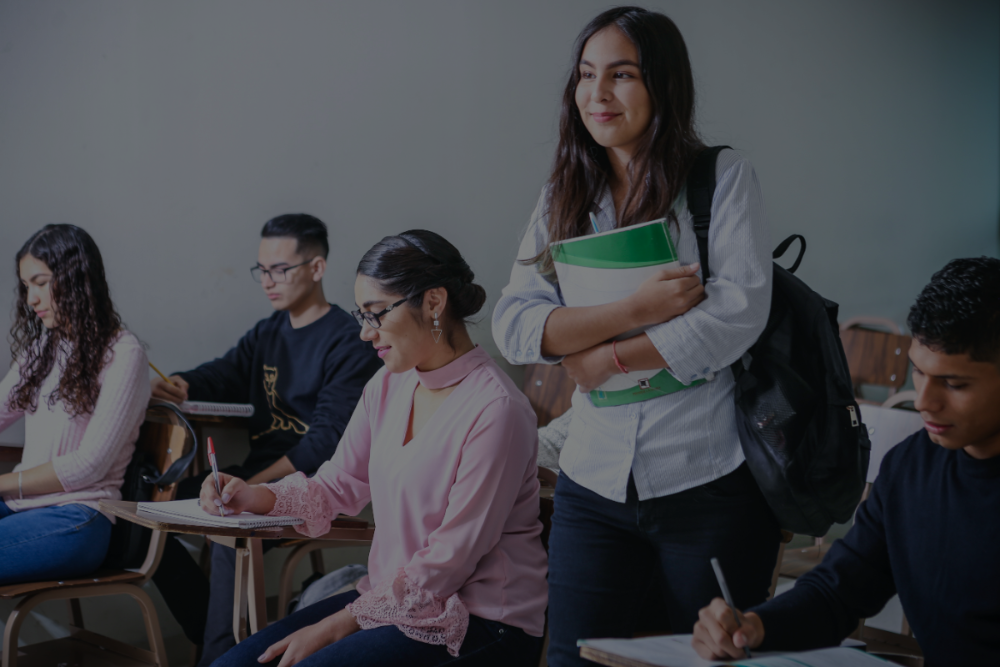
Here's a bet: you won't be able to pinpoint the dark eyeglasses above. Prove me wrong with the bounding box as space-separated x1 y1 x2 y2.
351 298 408 329
250 260 312 283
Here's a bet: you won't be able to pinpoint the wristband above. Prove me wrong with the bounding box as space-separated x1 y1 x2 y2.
611 340 629 374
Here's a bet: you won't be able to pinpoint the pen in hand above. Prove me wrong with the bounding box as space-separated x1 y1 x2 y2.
710 557 752 659
207 437 226 519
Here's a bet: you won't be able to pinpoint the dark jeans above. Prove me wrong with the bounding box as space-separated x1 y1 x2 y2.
198 539 277 667
0 501 112 585
152 463 259 645
546 464 780 667
211 590 544 667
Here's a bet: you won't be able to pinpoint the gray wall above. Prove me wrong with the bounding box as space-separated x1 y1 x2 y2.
0 0 997 423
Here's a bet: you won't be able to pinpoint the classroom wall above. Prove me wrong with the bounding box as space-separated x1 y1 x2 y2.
0 0 997 423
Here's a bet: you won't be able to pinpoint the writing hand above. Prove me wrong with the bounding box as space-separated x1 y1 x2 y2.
150 375 189 404
692 597 764 660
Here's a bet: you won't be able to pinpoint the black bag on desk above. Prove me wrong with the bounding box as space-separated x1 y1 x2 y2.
688 146 870 537
102 403 198 569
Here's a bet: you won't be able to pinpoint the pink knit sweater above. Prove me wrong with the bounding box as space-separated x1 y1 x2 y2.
0 332 150 521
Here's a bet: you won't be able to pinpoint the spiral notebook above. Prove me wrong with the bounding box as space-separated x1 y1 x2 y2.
137 498 302 529
178 401 255 417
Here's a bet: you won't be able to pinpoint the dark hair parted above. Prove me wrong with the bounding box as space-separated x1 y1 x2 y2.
907 256 1000 364
9 224 124 417
356 230 486 347
529 6 704 273
261 213 329 259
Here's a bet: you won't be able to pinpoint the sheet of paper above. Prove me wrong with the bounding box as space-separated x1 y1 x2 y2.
137 497 300 529
578 635 889 667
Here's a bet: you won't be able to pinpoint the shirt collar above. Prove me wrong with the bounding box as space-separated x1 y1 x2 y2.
415 345 491 390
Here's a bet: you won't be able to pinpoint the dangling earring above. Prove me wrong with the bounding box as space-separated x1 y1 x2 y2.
431 312 443 344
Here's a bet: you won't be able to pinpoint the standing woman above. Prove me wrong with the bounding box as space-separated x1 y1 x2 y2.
0 224 150 584
206 230 547 667
492 7 778 665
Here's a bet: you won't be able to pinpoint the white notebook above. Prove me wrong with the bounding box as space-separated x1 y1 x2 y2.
178 401 254 417
577 635 882 667
137 498 302 529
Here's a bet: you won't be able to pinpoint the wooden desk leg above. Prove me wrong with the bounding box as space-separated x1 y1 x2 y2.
233 538 250 643
247 538 268 634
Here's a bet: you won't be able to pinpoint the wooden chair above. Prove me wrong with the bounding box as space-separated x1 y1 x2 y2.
0 408 194 667
840 318 912 402
523 364 575 428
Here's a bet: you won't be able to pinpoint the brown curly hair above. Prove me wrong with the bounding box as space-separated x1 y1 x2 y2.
9 224 124 417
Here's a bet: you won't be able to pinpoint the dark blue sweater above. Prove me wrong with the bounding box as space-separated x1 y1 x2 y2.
177 306 382 474
751 429 1000 665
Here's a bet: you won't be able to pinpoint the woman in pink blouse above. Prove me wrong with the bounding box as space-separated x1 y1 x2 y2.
203 230 547 667
0 224 150 584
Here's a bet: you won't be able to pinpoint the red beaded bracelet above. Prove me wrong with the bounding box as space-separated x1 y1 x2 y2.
611 340 629 374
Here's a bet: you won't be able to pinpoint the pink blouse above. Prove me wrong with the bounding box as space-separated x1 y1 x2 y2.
265 346 548 656
0 332 151 522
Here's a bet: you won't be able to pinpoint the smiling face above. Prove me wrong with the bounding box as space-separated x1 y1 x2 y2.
575 26 652 161
256 237 322 312
910 339 1000 459
355 275 446 374
19 253 57 328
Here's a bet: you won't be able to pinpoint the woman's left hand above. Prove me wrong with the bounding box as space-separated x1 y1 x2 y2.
562 343 617 393
258 608 361 666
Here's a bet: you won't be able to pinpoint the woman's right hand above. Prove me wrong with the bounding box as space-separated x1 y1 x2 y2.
199 472 275 516
624 263 706 327
150 375 189 404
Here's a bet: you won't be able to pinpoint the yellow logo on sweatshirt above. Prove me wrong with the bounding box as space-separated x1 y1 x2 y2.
251 365 310 440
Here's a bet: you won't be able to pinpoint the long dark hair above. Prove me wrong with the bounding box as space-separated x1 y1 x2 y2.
356 230 486 348
531 6 705 273
9 224 124 417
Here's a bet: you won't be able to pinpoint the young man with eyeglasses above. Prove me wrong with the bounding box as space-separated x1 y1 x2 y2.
149 213 381 663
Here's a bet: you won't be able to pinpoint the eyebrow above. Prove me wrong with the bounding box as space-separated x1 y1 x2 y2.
360 300 385 309
258 262 291 269
579 58 640 69
909 359 974 380
23 273 51 282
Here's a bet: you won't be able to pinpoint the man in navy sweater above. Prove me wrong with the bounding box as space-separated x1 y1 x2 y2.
693 256 1000 666
149 214 382 662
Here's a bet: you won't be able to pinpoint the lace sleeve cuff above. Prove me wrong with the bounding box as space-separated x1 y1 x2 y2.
264 472 334 538
346 568 469 657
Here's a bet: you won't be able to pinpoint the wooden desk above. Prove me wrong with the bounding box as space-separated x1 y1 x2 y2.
99 500 374 642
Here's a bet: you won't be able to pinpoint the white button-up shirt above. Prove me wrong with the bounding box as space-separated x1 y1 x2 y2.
492 149 771 502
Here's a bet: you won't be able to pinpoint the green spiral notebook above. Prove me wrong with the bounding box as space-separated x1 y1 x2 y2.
551 218 704 407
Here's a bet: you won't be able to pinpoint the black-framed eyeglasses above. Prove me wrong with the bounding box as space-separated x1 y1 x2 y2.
351 298 408 329
250 260 312 283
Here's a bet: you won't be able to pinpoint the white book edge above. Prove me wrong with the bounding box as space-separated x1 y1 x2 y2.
178 401 255 417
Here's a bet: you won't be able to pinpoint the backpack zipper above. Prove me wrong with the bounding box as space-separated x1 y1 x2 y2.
847 405 859 427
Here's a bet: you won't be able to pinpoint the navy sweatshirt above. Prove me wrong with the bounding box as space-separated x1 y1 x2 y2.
751 429 1000 666
177 306 382 474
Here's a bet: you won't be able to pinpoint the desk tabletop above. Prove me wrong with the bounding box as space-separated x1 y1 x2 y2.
99 500 375 542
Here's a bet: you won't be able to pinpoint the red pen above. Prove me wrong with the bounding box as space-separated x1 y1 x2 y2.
207 437 226 518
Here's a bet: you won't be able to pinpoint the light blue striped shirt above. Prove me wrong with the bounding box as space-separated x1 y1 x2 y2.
492 149 771 502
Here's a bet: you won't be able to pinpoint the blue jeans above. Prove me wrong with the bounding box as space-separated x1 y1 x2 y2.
212 590 543 667
546 465 780 667
0 500 113 585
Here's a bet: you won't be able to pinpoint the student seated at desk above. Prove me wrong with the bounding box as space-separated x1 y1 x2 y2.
202 230 548 667
693 257 1000 666
148 214 382 661
0 224 149 584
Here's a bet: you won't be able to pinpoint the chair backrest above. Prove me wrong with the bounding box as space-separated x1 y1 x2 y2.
522 364 575 427
856 400 924 501
840 323 912 396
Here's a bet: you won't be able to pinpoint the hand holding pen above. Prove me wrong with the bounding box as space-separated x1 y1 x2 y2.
690 558 766 660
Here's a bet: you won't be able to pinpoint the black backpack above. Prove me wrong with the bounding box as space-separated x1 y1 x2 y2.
687 146 870 537
102 402 198 569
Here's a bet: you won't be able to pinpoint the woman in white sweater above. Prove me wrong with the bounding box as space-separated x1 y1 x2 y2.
0 224 149 585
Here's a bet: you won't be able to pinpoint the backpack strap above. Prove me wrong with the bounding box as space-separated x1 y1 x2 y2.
687 145 730 281
145 401 199 490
